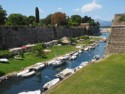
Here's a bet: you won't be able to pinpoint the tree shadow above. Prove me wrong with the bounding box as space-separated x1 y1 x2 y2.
0 71 5 77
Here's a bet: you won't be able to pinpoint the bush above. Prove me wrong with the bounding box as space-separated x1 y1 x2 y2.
79 36 89 40
32 43 46 58
0 50 12 58
119 16 125 21
69 38 77 44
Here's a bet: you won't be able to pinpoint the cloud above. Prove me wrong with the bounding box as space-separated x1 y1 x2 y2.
73 8 80 12
57 7 62 11
39 8 44 13
81 0 102 13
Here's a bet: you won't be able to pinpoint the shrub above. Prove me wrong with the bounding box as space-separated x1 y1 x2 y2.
0 50 12 58
119 15 125 21
79 36 89 40
32 43 46 58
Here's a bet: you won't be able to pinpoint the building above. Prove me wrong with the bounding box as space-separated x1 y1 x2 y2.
80 23 90 29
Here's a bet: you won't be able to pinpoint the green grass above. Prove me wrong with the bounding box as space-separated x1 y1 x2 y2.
0 45 76 76
47 54 125 94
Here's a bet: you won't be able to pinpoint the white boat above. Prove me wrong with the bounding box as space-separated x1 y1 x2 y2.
56 68 74 79
78 65 83 69
73 52 79 56
88 46 92 49
84 47 89 51
14 56 23 60
80 61 89 67
94 55 100 60
52 60 64 67
47 60 56 65
0 58 9 63
21 70 35 78
16 69 29 77
91 59 96 62
70 55 77 60
74 66 80 72
18 90 41 94
43 78 60 90
74 65 83 72
78 50 82 53
33 64 45 70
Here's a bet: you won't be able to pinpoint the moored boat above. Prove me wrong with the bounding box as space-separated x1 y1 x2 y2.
21 70 35 78
70 55 77 60
94 55 100 60
16 69 29 77
80 61 89 67
52 60 64 67
43 78 60 90
56 68 74 79
84 47 89 51
0 58 9 63
18 90 41 94
33 63 45 71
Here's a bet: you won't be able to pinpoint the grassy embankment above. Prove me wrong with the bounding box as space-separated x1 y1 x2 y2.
47 54 125 94
0 46 76 76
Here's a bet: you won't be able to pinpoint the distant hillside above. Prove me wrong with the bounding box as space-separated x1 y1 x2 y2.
95 19 112 27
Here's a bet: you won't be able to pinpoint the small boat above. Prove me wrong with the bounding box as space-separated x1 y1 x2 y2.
52 60 64 67
73 52 79 56
88 46 92 49
14 56 23 60
47 60 56 65
0 58 9 63
91 45 95 49
21 70 35 78
84 47 89 51
77 65 83 69
91 59 96 62
16 69 29 77
33 63 45 70
74 64 85 72
78 50 82 53
94 55 100 60
102 37 107 42
43 78 60 90
18 90 41 94
56 68 74 79
70 55 77 60
80 61 89 67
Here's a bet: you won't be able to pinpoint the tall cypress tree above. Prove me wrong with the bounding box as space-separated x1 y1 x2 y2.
35 7 39 23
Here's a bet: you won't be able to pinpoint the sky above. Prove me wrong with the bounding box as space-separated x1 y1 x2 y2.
1 0 125 21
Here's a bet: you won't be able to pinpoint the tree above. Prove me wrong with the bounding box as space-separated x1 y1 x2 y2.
82 16 91 23
35 7 40 23
6 14 28 25
68 15 82 26
27 16 35 25
0 5 7 25
51 12 66 26
43 14 53 25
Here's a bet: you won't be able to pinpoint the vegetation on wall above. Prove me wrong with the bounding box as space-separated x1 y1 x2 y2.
119 15 125 22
